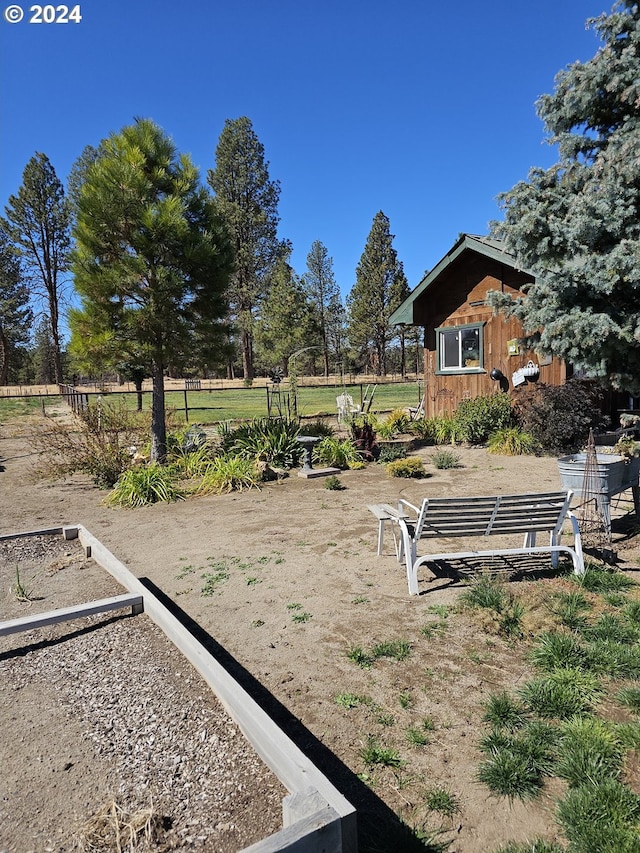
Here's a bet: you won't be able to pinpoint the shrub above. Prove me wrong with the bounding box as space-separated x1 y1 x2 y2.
298 419 334 438
349 414 378 460
224 417 301 469
385 457 427 478
378 445 408 464
487 427 538 456
431 448 461 469
314 436 361 469
377 408 411 439
515 379 609 456
453 393 516 444
324 475 345 491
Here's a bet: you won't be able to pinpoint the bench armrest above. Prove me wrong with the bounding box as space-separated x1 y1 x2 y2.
398 499 419 516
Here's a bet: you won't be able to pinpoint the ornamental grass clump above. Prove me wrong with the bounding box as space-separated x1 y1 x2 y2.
195 455 261 495
106 464 185 507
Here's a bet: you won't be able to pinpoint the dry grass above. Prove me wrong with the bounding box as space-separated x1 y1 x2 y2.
76 799 165 852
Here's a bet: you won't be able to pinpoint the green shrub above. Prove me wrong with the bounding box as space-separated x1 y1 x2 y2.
515 379 609 456
453 393 516 444
106 464 185 507
431 448 461 469
222 417 302 468
519 668 603 719
378 445 408 463
298 419 334 438
314 436 361 468
487 427 538 456
385 457 427 478
377 408 411 439
324 475 345 490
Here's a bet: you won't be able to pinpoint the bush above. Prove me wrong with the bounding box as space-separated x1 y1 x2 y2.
314 436 361 469
222 417 302 469
453 393 516 444
385 457 427 478
515 380 609 456
298 419 334 438
378 445 408 464
431 448 461 469
106 464 185 507
377 408 411 439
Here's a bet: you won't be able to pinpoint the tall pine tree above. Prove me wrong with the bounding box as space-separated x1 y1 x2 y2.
2 153 70 383
71 119 232 462
207 117 283 382
303 241 340 376
489 0 640 391
347 211 402 376
0 228 32 385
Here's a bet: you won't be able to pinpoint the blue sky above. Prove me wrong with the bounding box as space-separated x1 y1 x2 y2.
1 0 607 300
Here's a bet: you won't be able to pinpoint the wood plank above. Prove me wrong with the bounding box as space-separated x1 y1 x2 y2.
0 593 144 637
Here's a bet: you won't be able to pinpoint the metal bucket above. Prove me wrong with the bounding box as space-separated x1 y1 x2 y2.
557 453 626 496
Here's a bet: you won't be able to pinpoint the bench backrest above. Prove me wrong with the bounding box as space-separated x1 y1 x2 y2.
415 491 573 540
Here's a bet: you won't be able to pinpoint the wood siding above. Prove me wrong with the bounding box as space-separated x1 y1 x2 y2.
412 249 568 418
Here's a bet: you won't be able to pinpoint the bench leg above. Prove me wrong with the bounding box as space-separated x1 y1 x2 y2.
377 519 385 556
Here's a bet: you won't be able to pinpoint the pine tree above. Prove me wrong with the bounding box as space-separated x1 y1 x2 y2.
0 228 32 385
489 0 640 392
347 211 402 376
71 119 232 462
389 261 411 377
303 241 340 376
207 117 283 382
2 153 70 383
255 253 310 374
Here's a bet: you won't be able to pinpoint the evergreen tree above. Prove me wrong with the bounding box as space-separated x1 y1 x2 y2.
71 119 232 462
32 316 56 384
0 228 32 385
303 241 340 376
2 153 70 383
389 261 411 377
347 211 402 376
255 253 310 374
489 0 640 391
207 117 283 382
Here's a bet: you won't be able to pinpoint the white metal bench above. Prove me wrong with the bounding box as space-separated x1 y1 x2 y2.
388 490 584 595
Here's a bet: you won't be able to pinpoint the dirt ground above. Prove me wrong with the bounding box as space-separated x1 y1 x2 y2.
1 408 639 853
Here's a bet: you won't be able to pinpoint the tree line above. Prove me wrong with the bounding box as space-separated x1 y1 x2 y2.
0 116 421 393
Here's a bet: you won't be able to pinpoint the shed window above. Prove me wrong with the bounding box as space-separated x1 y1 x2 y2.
437 324 483 372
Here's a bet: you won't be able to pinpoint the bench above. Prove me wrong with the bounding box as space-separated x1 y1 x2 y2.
386 490 584 595
367 503 412 556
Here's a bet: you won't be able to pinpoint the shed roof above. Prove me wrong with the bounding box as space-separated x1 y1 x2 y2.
389 234 527 325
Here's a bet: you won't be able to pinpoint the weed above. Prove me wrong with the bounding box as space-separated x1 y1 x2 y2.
370 639 411 661
430 449 461 469
11 565 34 602
352 595 370 604
399 691 414 709
324 475 345 490
585 639 640 679
250 619 265 628
200 562 230 596
246 576 261 585
582 612 640 645
335 693 371 709
491 842 564 853
421 621 447 639
175 564 197 579
347 645 374 669
552 590 591 630
376 712 395 727
359 736 404 768
423 786 460 817
405 726 430 747
624 600 640 624
286 602 302 610
498 600 525 638
291 611 312 623
427 604 451 619
477 746 545 801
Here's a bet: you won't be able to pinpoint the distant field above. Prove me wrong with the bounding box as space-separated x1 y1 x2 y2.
0 381 424 426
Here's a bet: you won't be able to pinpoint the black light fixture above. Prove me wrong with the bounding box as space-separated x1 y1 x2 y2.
489 368 505 381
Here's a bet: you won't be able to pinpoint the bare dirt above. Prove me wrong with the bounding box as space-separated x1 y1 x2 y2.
1 409 639 853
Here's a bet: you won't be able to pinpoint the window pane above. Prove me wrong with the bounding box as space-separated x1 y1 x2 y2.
461 328 480 366
441 329 460 368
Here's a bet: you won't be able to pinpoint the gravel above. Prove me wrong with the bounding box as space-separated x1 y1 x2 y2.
0 535 286 852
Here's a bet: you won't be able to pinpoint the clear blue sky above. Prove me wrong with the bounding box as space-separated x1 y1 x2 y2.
1 0 607 302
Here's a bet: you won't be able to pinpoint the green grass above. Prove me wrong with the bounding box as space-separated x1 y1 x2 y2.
518 668 603 719
0 395 53 419
556 778 640 853
554 716 625 787
359 735 404 768
39 381 421 425
423 786 460 817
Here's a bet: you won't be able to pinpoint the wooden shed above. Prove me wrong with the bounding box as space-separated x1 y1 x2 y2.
390 234 570 418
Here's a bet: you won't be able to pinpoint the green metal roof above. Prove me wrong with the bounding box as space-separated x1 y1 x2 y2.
389 234 525 326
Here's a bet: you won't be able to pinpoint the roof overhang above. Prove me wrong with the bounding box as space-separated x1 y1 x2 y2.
389 234 528 326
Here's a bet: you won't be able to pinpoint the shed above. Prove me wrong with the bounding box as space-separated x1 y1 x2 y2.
389 234 570 418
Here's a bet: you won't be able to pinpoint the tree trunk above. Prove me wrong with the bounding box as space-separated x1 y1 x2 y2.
135 377 143 412
0 326 8 386
241 329 254 381
150 361 167 463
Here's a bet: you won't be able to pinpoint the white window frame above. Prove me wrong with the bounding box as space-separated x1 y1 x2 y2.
436 323 485 373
